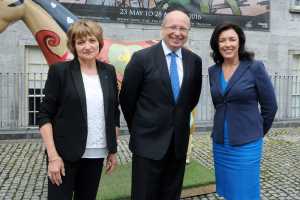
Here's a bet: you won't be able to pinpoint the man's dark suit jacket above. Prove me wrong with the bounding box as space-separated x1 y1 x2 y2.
38 58 120 162
208 60 278 145
120 42 202 160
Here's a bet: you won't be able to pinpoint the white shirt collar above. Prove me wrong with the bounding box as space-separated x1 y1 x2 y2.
161 40 182 59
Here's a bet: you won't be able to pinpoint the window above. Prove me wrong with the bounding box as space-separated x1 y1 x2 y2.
290 53 300 117
290 0 300 12
25 46 48 127
28 88 44 126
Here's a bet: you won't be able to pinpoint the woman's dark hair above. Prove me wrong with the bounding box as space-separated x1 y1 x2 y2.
210 22 254 64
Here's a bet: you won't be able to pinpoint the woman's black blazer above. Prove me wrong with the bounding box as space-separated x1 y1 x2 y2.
38 58 120 162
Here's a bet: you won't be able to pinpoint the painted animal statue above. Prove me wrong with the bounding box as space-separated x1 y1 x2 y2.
0 0 195 161
0 0 157 83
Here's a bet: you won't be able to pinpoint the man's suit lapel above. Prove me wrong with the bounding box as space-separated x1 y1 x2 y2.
97 61 109 121
224 60 251 96
155 42 175 104
177 48 189 103
70 59 87 123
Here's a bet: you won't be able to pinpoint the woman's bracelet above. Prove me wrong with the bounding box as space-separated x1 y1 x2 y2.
49 157 62 162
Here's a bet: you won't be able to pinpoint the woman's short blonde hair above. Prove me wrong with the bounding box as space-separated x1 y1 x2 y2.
67 20 104 57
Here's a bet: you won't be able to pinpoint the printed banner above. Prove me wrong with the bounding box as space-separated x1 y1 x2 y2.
60 0 270 30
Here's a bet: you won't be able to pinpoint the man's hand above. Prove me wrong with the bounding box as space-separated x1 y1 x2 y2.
106 153 117 175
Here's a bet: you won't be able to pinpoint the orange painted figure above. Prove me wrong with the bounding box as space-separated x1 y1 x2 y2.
0 0 156 82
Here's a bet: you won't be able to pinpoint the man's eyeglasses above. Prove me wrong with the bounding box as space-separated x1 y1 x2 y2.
164 26 190 33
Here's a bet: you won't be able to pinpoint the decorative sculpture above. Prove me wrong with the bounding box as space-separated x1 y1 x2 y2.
0 0 156 83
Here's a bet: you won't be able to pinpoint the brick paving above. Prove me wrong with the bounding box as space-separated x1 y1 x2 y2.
0 128 299 200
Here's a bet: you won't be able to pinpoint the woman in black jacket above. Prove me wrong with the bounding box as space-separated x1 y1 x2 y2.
38 20 120 200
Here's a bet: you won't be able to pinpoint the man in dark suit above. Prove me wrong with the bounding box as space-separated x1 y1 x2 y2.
119 6 202 200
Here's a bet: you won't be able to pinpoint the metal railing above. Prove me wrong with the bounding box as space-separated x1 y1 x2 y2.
0 73 300 129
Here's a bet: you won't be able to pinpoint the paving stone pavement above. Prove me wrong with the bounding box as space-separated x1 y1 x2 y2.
0 128 299 200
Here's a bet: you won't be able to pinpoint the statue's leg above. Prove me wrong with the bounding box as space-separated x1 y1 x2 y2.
186 133 193 164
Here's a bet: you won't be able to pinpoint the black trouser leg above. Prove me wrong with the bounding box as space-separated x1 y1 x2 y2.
47 158 104 200
48 160 78 200
73 158 104 200
131 142 186 200
159 148 186 200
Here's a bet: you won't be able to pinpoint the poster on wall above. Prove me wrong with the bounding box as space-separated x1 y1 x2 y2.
59 0 270 30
